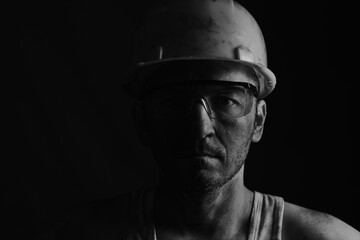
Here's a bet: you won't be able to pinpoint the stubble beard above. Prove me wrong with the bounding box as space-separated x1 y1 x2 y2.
186 136 253 200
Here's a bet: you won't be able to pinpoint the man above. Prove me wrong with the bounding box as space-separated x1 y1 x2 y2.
40 0 359 239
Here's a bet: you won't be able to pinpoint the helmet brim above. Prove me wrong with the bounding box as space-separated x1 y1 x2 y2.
126 57 276 100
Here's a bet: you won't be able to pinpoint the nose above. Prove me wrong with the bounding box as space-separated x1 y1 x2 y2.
188 99 215 139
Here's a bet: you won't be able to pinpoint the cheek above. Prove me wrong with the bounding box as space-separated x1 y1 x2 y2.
215 117 255 157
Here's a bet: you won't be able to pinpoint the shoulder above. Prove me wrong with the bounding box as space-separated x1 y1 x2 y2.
37 188 155 240
282 201 360 240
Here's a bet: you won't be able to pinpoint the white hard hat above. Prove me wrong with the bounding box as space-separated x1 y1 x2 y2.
126 0 276 99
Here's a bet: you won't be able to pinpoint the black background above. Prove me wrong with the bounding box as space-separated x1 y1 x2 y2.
5 0 358 238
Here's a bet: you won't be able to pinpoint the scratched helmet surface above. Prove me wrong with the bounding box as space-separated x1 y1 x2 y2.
128 0 276 99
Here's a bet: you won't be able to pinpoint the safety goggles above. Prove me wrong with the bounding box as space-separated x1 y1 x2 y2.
145 81 258 120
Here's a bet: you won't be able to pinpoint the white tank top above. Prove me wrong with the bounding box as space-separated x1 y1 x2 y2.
247 191 284 240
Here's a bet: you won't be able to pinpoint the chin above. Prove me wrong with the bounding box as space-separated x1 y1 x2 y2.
180 170 228 196
157 155 245 195
193 163 244 195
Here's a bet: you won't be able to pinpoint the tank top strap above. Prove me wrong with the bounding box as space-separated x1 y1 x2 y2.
247 191 284 240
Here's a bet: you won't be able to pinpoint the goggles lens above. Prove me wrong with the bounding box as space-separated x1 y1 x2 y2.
147 82 257 119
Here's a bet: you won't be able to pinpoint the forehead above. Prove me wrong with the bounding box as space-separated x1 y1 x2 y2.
143 60 258 88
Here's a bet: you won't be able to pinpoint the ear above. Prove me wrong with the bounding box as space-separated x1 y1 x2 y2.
252 100 267 143
132 100 150 146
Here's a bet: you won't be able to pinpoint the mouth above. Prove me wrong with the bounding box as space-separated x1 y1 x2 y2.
177 153 222 168
179 151 219 159
190 154 218 159
193 155 219 162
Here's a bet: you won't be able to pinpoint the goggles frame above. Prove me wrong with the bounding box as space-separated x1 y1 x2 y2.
145 81 258 120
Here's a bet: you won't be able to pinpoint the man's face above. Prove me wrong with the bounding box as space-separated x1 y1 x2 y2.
140 62 261 195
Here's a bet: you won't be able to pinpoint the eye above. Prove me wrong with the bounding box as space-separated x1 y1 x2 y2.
211 96 239 107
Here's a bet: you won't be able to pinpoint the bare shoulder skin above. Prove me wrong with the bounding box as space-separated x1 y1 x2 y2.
282 202 360 240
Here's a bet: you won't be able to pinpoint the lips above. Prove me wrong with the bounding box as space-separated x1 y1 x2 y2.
176 145 225 162
192 155 219 162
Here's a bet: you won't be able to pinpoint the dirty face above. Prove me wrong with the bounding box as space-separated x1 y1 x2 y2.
140 61 261 196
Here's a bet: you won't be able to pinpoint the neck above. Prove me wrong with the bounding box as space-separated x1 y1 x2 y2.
154 167 254 240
